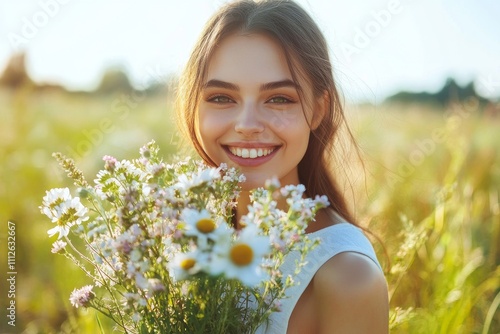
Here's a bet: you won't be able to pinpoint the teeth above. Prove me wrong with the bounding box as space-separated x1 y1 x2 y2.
229 146 275 158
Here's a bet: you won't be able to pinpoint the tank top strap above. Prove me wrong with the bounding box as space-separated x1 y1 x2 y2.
259 223 382 334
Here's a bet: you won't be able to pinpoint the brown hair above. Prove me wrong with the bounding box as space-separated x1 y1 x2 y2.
176 0 361 225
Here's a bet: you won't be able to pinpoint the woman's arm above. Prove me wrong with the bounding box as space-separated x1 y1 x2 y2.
313 252 389 334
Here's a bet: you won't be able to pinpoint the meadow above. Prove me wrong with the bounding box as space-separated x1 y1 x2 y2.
0 87 498 333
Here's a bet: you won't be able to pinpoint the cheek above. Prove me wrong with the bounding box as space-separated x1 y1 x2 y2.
196 110 219 144
267 109 311 142
291 128 310 156
264 104 315 136
196 109 233 158
264 109 302 132
269 115 310 165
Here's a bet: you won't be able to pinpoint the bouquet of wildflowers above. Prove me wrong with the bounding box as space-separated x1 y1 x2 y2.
40 140 328 333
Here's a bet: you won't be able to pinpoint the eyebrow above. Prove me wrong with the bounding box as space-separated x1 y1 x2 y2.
203 79 299 92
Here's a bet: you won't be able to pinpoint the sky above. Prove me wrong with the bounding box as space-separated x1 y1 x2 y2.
0 0 499 103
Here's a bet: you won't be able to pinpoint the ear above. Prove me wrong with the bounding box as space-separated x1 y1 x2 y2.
310 91 329 130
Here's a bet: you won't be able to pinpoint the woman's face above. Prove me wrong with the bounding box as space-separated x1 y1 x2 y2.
196 33 313 190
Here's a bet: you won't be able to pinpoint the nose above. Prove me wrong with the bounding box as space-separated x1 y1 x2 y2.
234 102 264 135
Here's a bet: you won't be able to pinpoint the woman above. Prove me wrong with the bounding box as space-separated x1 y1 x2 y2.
176 0 389 332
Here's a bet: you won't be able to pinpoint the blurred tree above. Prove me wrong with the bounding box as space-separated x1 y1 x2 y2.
0 52 34 89
435 78 478 104
386 77 490 107
95 67 134 94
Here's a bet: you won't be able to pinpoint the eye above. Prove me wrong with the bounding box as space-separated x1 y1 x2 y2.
267 96 295 104
207 95 234 104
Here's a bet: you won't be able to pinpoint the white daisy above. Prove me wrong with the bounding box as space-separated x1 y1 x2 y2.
47 197 89 239
181 208 226 249
211 224 270 287
40 188 72 219
169 250 207 281
174 168 220 194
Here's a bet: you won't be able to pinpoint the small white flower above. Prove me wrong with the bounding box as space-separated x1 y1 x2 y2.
69 285 94 308
135 272 148 290
145 278 166 298
287 197 303 211
103 155 118 171
124 292 138 300
126 261 136 278
199 167 221 182
174 168 220 194
138 258 151 272
40 188 72 219
148 221 168 238
162 236 181 262
132 312 142 323
315 195 330 207
142 184 151 196
211 224 270 287
146 162 166 176
272 299 282 312
169 250 207 281
129 224 143 239
46 197 89 239
265 177 281 190
130 249 142 262
115 160 148 181
148 278 165 292
42 187 72 203
181 209 226 249
51 240 67 254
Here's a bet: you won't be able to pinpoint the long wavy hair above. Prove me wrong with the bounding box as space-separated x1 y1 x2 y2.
175 0 362 225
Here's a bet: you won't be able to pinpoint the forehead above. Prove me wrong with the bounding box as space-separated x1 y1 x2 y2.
206 33 293 84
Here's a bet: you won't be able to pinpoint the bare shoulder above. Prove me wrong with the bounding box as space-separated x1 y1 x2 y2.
314 251 386 293
312 252 389 334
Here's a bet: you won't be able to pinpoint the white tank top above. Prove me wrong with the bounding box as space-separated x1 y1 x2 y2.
256 222 383 334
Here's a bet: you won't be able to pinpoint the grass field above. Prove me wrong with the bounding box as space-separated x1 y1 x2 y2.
0 87 498 333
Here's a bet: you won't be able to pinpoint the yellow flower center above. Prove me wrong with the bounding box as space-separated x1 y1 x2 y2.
50 198 64 210
196 218 216 233
180 258 196 270
58 207 77 226
230 244 254 266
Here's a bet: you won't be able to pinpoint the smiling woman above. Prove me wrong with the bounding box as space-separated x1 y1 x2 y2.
198 33 311 190
175 0 389 333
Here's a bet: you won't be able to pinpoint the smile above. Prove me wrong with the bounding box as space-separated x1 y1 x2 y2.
223 144 281 167
228 147 276 159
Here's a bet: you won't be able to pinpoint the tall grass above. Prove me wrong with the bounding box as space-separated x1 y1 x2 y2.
354 103 500 333
0 88 498 333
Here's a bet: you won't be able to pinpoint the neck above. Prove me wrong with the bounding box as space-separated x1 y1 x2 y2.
235 190 251 229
